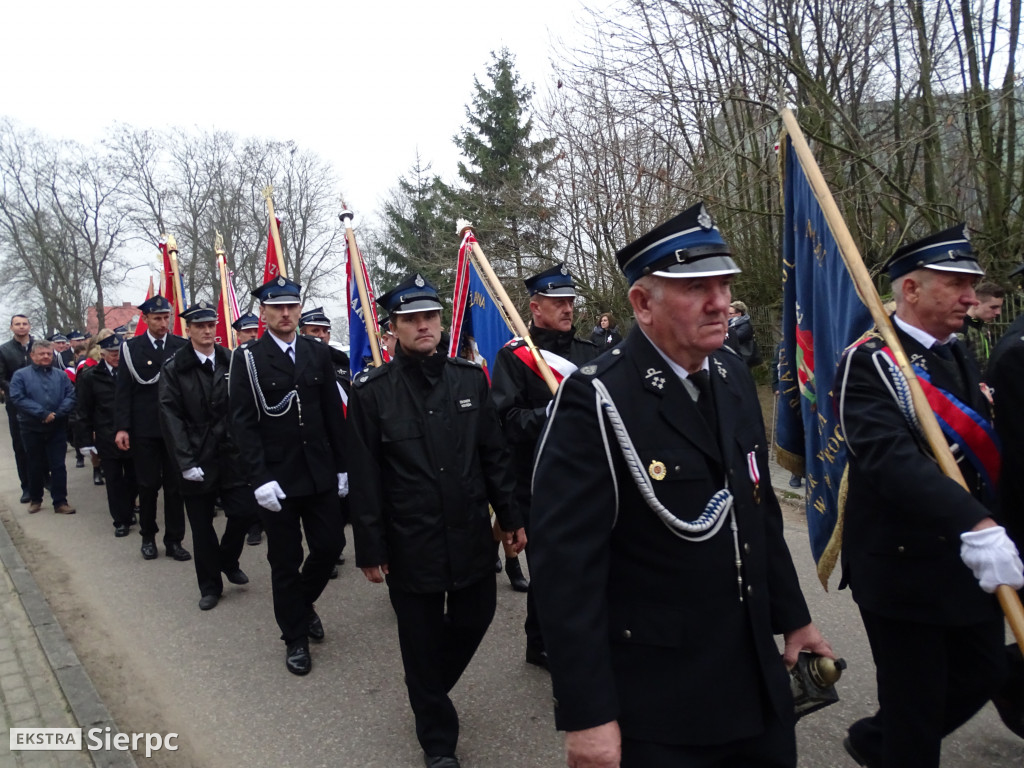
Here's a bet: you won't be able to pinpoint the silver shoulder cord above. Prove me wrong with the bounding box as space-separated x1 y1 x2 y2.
121 343 160 386
242 347 301 422
591 378 745 601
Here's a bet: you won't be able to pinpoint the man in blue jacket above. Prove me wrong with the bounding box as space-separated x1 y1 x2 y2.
9 340 77 515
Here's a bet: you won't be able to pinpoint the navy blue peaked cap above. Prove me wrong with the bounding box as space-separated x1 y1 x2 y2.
180 301 217 324
377 274 442 315
252 275 302 305
616 202 739 286
524 263 577 297
885 224 983 280
138 295 174 314
231 313 259 331
299 307 331 327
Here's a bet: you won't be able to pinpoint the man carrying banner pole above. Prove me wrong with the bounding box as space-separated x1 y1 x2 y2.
776 109 1024 768
489 260 598 668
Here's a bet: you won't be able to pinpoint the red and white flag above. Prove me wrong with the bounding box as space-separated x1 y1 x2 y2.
258 218 283 336
134 276 155 337
158 240 185 336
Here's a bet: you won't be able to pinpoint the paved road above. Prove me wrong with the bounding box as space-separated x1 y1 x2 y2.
1 411 1021 767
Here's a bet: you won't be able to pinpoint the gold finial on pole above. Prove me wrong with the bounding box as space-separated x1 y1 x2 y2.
214 230 225 255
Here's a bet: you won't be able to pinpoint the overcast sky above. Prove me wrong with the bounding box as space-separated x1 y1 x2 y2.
2 0 595 317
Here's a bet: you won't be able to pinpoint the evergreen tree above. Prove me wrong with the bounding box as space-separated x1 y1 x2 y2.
451 49 557 297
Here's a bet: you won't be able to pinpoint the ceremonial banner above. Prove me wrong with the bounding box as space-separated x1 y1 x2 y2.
448 230 513 374
257 218 282 336
226 271 242 323
134 277 155 337
346 237 383 375
158 240 186 336
775 134 873 583
215 287 231 347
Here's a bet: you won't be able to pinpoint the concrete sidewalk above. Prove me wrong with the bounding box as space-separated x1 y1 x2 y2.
0 461 134 768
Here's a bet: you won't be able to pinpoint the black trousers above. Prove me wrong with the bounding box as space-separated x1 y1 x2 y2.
100 454 136 527
6 405 28 490
621 708 796 768
132 436 185 544
521 500 542 650
259 489 342 643
185 486 258 597
22 426 68 505
848 607 1006 768
388 577 497 758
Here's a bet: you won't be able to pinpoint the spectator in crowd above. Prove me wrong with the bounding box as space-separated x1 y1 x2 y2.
726 300 762 367
960 280 1005 369
9 340 77 515
589 312 623 351
0 314 36 503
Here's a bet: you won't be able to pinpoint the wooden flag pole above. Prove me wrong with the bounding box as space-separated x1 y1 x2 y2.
339 207 383 368
779 107 1024 651
165 234 187 335
457 220 559 395
262 186 288 278
215 231 234 350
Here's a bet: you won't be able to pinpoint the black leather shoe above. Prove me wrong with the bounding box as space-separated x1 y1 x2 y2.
246 526 262 546
329 565 339 579
19 491 30 504
423 754 461 768
285 639 311 676
114 524 130 538
75 456 85 468
166 542 192 561
307 611 325 642
842 736 871 767
505 556 530 592
198 594 219 611
93 469 104 486
141 539 158 560
526 644 549 670
495 556 503 573
224 568 249 585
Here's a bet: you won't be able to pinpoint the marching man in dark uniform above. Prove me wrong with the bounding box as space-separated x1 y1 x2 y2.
228 276 347 676
0 314 36 503
490 263 598 665
76 334 136 536
114 295 191 562
837 225 1024 768
232 313 260 345
530 203 832 768
349 274 525 768
160 302 259 611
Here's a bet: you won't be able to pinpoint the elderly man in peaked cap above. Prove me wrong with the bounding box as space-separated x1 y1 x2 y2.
530 203 831 768
228 275 347 676
837 224 1024 768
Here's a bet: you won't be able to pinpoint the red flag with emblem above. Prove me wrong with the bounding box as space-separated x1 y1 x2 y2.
257 218 282 336
134 276 155 337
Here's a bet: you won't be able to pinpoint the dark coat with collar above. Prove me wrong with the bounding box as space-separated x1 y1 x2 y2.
228 332 346 497
836 324 1001 626
348 350 522 593
988 315 1024 547
490 325 598 509
114 333 188 439
74 361 124 459
159 343 246 495
529 326 811 747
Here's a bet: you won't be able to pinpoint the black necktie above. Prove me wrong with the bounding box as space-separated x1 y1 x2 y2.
286 346 295 364
155 339 164 352
932 342 954 361
202 359 214 374
690 369 718 436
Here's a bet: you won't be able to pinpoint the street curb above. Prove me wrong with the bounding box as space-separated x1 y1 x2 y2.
0 512 137 768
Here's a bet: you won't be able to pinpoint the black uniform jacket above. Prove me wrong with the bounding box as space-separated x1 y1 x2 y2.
74 362 124 460
530 327 811 746
348 350 522 593
989 315 1024 547
114 333 187 439
159 344 247 496
0 337 32 396
836 324 1000 626
490 325 598 505
228 332 346 497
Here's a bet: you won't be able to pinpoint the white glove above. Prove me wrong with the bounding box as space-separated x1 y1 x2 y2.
254 480 287 512
182 467 205 483
960 525 1024 593
337 472 349 498
80 446 98 456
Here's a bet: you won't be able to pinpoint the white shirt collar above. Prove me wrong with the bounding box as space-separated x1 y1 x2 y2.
640 327 710 382
193 349 215 367
105 362 116 375
148 331 167 347
267 330 296 356
892 313 957 349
